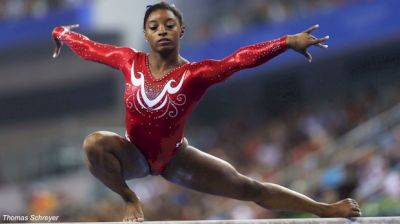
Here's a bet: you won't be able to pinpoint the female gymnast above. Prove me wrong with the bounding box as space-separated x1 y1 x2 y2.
52 2 361 222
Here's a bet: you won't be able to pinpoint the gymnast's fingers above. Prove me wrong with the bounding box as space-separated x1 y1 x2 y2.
52 38 62 58
302 50 312 63
315 43 329 49
311 35 329 44
303 24 319 34
64 24 80 30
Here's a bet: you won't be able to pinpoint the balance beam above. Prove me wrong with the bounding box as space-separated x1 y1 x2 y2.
30 217 400 224
142 217 400 224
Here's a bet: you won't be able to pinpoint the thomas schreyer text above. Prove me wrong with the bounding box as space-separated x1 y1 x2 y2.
3 214 60 222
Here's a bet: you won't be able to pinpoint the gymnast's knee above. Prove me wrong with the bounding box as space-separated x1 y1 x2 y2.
224 169 264 202
83 131 119 162
239 177 264 202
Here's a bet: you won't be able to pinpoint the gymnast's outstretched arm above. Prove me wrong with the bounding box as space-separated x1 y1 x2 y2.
52 24 135 70
191 24 329 84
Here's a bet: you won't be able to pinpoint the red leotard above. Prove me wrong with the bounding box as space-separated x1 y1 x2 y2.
52 27 288 175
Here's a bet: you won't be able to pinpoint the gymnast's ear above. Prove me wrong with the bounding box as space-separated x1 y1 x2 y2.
143 30 149 42
180 25 186 39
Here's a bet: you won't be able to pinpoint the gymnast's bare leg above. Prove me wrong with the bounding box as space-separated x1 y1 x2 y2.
162 142 361 218
83 131 150 222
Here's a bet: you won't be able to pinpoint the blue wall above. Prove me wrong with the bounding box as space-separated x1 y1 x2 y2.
1 0 399 70
0 4 92 49
182 0 400 72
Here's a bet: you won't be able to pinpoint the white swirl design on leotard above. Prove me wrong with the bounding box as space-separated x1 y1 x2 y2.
126 61 186 118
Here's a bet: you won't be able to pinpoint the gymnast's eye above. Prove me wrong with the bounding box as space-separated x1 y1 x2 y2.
148 22 158 31
166 20 176 29
166 24 175 29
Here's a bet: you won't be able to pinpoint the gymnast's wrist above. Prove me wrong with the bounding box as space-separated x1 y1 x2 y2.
285 35 295 49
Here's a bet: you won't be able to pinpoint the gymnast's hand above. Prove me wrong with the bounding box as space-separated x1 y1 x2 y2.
52 24 79 58
286 24 329 63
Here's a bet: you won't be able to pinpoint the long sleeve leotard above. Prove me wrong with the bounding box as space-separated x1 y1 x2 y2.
53 26 288 175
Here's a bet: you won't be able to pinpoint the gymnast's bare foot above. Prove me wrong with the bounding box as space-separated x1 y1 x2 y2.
320 198 361 218
123 200 144 222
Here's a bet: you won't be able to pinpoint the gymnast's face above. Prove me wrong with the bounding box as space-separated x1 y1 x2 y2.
144 9 184 54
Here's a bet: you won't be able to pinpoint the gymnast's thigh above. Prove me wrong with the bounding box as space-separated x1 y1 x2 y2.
85 130 150 179
161 143 254 198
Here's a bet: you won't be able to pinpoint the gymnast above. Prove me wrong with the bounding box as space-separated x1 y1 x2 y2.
52 2 361 222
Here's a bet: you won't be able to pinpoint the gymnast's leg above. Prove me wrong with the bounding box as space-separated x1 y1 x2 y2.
83 131 150 222
162 142 361 218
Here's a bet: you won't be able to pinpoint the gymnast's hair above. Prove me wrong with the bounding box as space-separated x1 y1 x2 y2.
143 2 184 29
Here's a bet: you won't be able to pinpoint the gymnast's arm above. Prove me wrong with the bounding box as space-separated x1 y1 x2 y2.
190 35 288 83
191 24 329 84
52 24 135 70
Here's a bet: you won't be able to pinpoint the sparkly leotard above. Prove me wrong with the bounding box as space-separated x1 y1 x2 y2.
53 27 288 175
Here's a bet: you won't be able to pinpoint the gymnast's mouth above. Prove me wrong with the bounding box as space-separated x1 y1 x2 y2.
158 38 172 45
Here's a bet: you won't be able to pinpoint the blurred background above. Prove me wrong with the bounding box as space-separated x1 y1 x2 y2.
0 0 399 221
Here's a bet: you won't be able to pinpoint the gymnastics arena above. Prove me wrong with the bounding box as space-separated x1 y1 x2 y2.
0 0 399 223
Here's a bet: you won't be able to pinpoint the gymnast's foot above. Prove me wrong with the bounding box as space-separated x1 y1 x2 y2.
320 198 361 218
123 200 144 222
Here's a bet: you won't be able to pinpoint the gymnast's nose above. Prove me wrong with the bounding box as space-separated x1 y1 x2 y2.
158 26 167 36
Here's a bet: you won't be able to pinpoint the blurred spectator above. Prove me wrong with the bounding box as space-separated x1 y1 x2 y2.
187 0 349 42
0 0 87 22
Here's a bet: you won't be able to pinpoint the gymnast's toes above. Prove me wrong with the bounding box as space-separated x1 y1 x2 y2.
324 198 362 218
